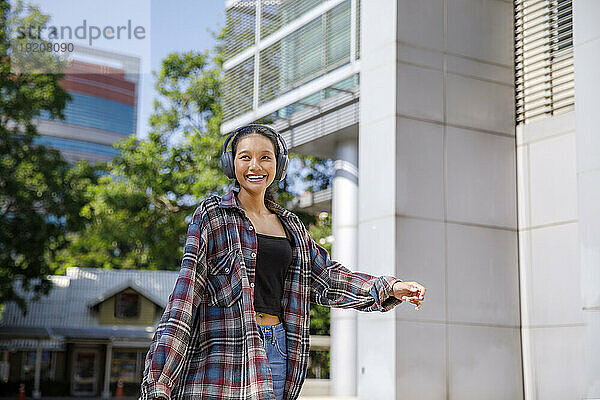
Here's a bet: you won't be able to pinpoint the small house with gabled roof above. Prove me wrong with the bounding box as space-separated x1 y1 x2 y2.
0 267 178 398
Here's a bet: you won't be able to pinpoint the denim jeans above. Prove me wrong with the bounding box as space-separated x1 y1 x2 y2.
256 322 288 400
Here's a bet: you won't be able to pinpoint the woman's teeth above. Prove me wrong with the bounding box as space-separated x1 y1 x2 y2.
246 175 265 182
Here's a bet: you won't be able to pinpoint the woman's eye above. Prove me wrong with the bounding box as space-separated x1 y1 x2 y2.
240 155 270 159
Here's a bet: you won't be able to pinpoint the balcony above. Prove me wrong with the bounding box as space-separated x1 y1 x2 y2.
287 188 332 214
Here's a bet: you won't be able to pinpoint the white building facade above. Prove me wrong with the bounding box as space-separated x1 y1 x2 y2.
220 1 598 398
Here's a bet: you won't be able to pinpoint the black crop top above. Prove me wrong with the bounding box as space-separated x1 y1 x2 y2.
253 229 293 318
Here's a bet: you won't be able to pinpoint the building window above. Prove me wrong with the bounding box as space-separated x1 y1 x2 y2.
21 351 54 380
257 0 352 107
114 292 140 318
222 56 255 121
514 0 574 124
37 92 136 135
111 350 144 383
224 1 256 60
224 0 357 120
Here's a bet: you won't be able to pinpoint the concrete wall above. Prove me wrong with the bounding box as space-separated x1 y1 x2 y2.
358 1 520 399
573 0 600 397
517 112 586 399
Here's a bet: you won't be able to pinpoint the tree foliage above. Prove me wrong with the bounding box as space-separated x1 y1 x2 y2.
0 0 99 314
53 50 228 271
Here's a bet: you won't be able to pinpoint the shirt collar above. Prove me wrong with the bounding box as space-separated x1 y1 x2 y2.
218 187 295 220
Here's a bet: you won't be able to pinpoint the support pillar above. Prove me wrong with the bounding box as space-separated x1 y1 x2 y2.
356 1 400 398
330 138 359 396
102 342 113 399
1 350 8 381
358 0 518 398
32 341 41 399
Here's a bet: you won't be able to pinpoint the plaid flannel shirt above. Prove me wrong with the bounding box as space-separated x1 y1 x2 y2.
140 188 403 400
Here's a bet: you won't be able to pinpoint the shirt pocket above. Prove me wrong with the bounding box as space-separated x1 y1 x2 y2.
204 249 243 307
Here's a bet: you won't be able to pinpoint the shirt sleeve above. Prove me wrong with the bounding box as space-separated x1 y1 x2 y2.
306 230 404 312
140 204 209 400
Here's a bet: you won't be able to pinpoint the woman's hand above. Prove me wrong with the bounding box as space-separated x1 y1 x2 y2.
392 281 426 310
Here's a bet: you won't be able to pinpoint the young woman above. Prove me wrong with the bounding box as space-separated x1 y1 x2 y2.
141 124 426 400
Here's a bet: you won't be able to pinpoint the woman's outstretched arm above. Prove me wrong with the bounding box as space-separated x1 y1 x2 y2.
140 204 209 400
306 230 404 312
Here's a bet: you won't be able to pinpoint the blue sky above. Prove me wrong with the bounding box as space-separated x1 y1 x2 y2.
18 0 225 138
144 0 224 138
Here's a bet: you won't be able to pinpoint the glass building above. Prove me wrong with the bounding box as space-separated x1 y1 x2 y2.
34 45 140 164
222 0 599 399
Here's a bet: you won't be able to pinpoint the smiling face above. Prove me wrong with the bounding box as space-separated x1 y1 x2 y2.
233 133 277 198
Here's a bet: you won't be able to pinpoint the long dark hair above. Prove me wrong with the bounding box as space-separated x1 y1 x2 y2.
231 126 281 207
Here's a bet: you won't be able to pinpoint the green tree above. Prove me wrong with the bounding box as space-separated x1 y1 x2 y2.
54 49 228 271
307 212 332 335
0 0 99 315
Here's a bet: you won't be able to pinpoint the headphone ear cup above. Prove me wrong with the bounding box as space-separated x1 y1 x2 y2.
220 151 235 179
282 156 288 180
276 154 289 181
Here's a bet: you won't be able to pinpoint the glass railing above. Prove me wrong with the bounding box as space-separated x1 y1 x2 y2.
223 0 359 123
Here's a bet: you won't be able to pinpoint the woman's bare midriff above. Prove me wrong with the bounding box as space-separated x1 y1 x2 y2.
255 311 280 326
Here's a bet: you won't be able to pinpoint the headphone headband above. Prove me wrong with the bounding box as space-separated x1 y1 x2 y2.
222 124 288 158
